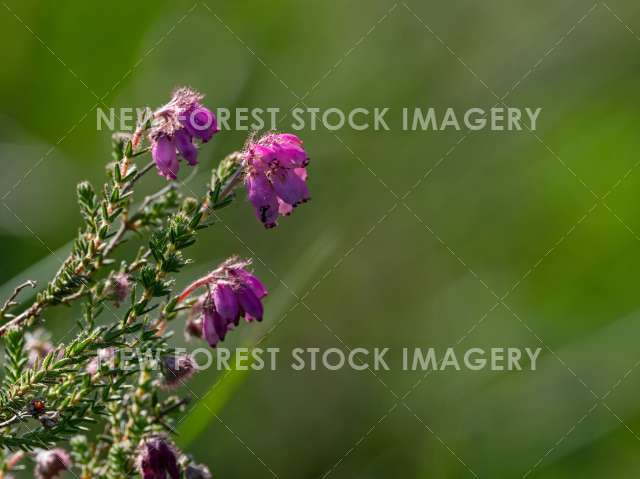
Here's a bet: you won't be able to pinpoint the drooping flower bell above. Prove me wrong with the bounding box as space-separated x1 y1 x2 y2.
34 448 71 479
136 436 181 479
179 257 268 347
150 87 218 180
243 133 310 228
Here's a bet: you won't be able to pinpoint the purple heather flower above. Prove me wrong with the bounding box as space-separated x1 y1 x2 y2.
237 284 263 322
161 354 196 388
179 257 268 347
202 297 231 346
137 437 180 479
174 129 198 166
34 449 71 479
181 106 218 142
244 133 310 228
212 282 241 325
149 87 218 179
152 135 179 180
233 267 268 299
246 170 280 229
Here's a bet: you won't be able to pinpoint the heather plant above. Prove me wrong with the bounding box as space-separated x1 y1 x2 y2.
0 87 311 478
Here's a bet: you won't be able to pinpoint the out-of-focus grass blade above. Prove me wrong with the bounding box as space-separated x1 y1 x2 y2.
177 231 339 448
0 241 72 303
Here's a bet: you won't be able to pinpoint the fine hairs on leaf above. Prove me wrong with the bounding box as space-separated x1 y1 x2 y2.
0 87 313 478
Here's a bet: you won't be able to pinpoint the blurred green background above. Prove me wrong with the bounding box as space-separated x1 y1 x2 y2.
2 0 640 477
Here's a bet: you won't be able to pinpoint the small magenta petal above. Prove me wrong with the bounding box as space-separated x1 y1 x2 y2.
262 133 309 167
213 283 240 324
152 136 179 180
246 171 279 228
269 167 310 206
183 106 218 142
238 285 263 321
202 304 222 347
236 268 268 299
175 129 198 166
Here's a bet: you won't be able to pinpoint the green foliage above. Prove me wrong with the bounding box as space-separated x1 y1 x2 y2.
0 131 247 476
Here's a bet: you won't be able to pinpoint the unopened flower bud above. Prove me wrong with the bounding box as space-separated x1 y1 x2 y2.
34 448 71 479
161 354 196 388
109 272 131 305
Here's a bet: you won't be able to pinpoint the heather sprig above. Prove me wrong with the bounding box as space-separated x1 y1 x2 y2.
0 86 313 477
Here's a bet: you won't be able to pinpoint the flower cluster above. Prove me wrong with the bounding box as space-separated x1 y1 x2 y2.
179 257 268 347
150 88 219 180
244 133 311 228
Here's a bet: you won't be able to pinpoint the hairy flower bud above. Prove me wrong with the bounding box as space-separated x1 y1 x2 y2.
109 272 131 305
161 354 196 388
137 437 180 479
34 448 71 479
